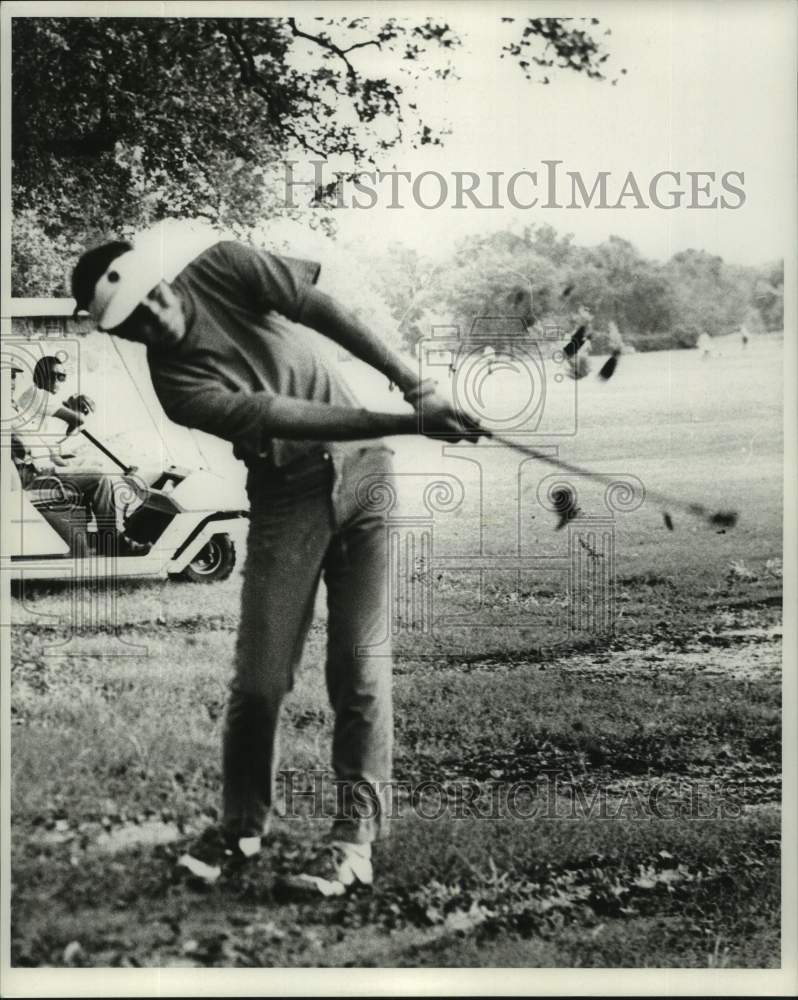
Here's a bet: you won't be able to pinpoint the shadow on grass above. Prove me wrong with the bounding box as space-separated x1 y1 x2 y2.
11 575 170 601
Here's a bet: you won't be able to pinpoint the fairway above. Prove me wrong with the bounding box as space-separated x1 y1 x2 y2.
9 339 783 968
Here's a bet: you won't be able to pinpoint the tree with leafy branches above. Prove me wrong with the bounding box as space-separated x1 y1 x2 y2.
12 15 622 295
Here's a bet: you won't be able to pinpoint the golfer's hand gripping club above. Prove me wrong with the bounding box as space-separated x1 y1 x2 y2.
406 379 486 441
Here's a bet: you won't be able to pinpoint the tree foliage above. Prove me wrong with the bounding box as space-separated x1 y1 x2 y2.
12 15 620 295
369 225 784 354
500 16 626 85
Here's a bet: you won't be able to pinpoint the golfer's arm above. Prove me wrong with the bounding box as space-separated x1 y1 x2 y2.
162 386 418 452
298 287 421 396
261 396 418 441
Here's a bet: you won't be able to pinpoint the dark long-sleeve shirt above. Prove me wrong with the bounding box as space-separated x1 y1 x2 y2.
149 240 371 469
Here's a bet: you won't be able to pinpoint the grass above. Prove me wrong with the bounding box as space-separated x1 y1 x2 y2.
8 339 784 967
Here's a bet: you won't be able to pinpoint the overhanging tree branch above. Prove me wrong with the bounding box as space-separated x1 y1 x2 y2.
287 17 381 78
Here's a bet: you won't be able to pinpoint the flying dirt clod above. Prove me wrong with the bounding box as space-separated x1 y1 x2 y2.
598 349 621 381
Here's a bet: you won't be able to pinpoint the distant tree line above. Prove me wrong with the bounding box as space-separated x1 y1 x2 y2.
368 226 784 354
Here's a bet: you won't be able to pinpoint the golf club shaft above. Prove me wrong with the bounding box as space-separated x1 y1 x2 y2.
482 429 717 521
80 428 132 474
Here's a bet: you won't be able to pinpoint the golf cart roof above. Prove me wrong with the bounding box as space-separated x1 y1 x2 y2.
8 298 94 338
10 298 77 317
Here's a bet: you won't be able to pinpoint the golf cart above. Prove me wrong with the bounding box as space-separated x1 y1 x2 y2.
7 433 248 583
5 319 248 583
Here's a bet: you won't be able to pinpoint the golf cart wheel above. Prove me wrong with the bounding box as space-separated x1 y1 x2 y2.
181 533 236 583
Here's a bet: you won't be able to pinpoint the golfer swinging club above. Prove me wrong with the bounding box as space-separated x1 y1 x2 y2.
72 224 482 896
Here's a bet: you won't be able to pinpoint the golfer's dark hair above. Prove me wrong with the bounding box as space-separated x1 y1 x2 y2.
32 356 63 390
71 240 133 314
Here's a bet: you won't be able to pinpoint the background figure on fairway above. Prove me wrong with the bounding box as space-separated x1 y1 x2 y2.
71 223 483 896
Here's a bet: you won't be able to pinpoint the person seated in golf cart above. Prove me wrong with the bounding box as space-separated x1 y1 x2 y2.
12 357 147 555
59 393 148 538
14 355 82 459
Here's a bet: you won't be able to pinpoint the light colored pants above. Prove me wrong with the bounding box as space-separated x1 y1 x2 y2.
25 470 139 534
223 445 394 844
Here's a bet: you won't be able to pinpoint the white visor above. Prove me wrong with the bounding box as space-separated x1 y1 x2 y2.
88 220 223 330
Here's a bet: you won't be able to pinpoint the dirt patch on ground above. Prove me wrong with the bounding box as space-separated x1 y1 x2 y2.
9 593 783 968
559 627 781 683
